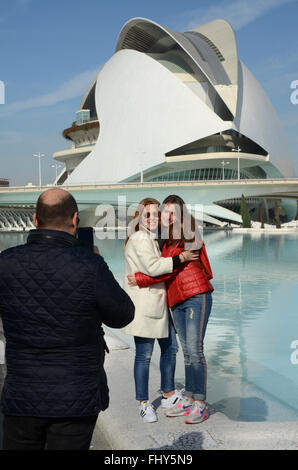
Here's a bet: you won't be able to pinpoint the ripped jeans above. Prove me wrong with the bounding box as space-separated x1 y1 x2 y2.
133 320 178 401
172 292 212 401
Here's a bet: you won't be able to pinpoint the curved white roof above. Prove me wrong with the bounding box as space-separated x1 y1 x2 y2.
116 17 235 118
79 71 100 111
186 18 238 115
66 48 231 184
235 60 294 177
64 16 294 186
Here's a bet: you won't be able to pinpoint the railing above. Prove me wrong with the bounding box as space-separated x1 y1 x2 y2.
0 208 35 230
0 178 298 192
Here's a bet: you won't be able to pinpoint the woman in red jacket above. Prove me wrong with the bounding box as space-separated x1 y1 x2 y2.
128 195 214 424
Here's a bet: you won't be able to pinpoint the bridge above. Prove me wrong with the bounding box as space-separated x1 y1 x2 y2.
0 178 297 229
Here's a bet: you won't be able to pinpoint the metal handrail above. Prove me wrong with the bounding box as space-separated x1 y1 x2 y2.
1 177 298 192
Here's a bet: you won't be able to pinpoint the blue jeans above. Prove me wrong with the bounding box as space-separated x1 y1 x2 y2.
172 292 212 401
133 320 178 401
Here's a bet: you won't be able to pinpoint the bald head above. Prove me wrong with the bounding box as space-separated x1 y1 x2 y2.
34 188 78 233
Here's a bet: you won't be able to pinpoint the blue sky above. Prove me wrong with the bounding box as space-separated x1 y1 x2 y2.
0 0 298 185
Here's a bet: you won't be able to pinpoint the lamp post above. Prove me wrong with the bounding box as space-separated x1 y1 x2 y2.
138 151 146 184
221 160 230 181
33 152 45 187
232 146 242 180
52 163 62 185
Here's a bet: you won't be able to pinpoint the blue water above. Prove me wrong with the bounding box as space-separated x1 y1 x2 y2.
1 230 298 422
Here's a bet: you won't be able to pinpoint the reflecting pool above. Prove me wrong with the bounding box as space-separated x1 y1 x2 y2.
0 230 298 422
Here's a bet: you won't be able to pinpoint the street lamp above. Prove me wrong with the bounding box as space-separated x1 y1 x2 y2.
221 160 230 181
138 151 147 184
52 163 62 185
232 146 242 180
33 152 45 187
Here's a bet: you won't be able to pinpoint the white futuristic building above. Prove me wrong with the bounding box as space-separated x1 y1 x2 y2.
52 17 296 224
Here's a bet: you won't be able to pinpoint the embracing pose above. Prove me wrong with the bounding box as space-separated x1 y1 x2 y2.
123 198 198 423
128 195 214 424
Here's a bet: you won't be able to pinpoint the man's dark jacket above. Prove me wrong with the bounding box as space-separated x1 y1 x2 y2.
0 229 134 418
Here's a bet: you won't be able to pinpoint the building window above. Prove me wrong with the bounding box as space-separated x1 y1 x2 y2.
76 109 91 125
150 167 250 182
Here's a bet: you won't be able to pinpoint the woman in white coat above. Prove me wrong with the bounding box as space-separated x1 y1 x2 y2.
123 197 198 422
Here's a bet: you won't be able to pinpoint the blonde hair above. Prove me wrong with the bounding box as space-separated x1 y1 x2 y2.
124 197 160 247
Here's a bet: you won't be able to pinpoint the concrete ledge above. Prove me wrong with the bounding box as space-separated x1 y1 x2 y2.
97 331 298 450
233 227 298 233
104 330 129 351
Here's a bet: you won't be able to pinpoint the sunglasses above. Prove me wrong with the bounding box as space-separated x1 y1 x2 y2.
144 211 159 219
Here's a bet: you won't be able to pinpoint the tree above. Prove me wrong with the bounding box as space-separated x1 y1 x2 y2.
259 204 264 229
240 194 251 228
274 200 281 229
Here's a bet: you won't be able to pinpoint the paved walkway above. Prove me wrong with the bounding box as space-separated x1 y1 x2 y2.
96 329 298 450
1 329 297 450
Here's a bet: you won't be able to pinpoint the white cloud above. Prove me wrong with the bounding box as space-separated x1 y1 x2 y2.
183 0 297 31
0 68 99 118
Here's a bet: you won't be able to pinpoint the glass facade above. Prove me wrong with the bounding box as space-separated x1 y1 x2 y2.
76 109 90 125
150 167 249 182
166 145 234 157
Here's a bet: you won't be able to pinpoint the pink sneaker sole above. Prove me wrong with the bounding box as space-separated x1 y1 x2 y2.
185 408 209 424
164 404 193 418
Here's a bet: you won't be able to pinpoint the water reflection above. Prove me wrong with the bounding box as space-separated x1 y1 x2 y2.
205 231 298 421
0 230 298 422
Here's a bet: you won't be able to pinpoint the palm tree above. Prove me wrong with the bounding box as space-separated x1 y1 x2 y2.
240 194 251 228
259 204 264 229
274 200 281 229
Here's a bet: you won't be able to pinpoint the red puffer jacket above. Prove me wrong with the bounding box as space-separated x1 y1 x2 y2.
135 242 214 307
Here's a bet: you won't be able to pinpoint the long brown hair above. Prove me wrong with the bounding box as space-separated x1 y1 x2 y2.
124 197 160 247
161 194 201 248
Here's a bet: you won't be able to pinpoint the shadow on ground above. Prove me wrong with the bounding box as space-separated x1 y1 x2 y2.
150 386 217 450
149 431 204 450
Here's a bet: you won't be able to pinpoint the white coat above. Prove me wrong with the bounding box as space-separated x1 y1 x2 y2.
122 228 173 339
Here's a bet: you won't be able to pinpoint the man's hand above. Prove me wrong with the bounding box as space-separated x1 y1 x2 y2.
127 274 137 286
93 246 100 255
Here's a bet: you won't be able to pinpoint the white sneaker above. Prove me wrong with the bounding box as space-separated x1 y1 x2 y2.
161 389 184 408
139 401 158 423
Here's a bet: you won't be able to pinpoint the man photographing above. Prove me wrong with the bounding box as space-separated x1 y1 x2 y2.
0 188 134 450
